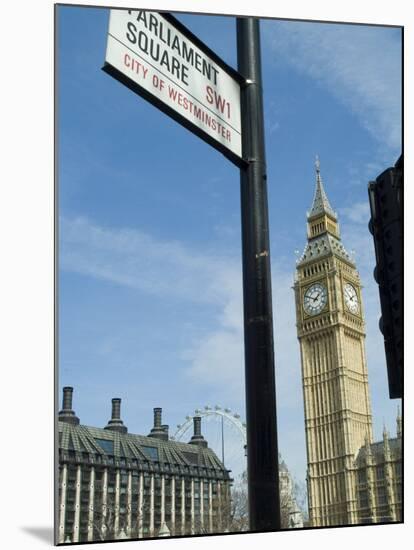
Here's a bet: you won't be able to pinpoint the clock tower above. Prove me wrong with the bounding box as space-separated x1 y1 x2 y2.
294 158 373 527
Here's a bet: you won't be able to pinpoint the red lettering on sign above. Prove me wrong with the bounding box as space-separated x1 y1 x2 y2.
167 84 232 143
205 86 231 119
124 52 148 79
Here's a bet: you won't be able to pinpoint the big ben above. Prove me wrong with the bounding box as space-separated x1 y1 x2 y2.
294 158 373 527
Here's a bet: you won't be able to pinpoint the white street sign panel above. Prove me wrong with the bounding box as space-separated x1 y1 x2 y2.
104 9 243 164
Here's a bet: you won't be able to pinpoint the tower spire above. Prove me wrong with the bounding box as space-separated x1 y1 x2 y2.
315 154 321 174
308 155 337 221
298 157 353 265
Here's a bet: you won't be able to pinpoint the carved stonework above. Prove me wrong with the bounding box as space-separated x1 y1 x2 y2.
295 161 373 527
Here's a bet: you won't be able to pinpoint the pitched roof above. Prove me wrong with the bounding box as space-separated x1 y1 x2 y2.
355 437 401 464
58 420 228 475
297 233 353 266
307 157 337 220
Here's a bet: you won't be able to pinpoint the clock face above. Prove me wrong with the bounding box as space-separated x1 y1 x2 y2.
303 282 328 316
344 283 359 314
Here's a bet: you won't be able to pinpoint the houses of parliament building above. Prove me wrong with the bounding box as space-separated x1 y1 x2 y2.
294 159 402 527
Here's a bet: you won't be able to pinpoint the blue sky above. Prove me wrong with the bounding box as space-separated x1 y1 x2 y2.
58 6 402 490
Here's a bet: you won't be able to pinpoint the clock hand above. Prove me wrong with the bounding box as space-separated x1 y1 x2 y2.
312 293 320 303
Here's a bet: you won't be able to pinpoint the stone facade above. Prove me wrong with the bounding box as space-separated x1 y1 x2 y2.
57 388 231 543
355 420 402 524
294 160 402 527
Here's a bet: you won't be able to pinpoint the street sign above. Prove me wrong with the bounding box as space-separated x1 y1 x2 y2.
103 9 244 166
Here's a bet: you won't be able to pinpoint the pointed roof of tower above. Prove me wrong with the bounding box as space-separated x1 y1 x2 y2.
297 233 353 265
297 157 355 267
307 156 337 220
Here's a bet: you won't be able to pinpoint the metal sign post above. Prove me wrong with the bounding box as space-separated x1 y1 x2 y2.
103 9 281 533
237 17 281 531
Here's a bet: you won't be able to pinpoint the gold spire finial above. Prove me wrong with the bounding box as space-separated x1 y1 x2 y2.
315 155 320 174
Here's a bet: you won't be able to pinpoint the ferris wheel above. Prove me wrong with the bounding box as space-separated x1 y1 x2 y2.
171 405 247 481
172 407 306 527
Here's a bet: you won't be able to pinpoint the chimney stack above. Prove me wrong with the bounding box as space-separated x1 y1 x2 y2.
154 407 162 428
194 416 201 436
161 424 169 440
58 386 80 425
104 398 127 434
148 407 168 440
189 416 207 448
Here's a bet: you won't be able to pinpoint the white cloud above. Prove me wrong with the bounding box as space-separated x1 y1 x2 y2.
267 120 280 135
339 201 370 224
60 216 302 407
263 21 401 151
61 215 246 394
180 251 246 397
183 329 244 390
345 158 390 188
61 216 239 307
